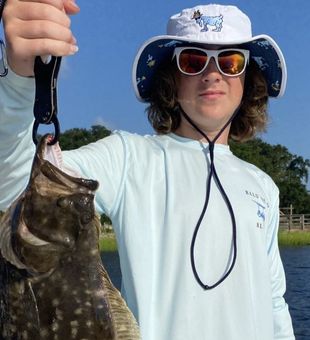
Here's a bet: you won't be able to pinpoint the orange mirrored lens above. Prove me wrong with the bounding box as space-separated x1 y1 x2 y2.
218 51 245 75
179 49 208 74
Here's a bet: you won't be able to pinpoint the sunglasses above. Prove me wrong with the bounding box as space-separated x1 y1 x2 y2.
172 47 250 77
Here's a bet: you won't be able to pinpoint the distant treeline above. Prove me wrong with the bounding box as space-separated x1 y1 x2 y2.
3 125 310 217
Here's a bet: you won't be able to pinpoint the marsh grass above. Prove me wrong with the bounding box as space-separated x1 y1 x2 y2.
99 230 310 252
278 230 310 247
99 234 118 252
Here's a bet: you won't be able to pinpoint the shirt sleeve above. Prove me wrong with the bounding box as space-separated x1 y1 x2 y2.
62 131 127 217
266 189 295 339
0 66 36 211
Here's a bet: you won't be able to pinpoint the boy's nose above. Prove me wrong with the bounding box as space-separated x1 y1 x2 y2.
201 57 222 81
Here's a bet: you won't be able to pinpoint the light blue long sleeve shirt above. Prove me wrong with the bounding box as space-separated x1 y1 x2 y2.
0 67 295 340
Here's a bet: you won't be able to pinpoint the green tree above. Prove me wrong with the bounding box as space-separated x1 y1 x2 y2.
59 125 111 150
231 138 310 213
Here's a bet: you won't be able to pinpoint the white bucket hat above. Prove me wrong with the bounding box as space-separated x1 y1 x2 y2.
132 4 287 101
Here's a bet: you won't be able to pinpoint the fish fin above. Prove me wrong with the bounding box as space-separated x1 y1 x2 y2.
98 266 141 339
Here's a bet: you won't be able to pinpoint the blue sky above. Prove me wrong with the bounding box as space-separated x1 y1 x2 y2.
2 1 310 185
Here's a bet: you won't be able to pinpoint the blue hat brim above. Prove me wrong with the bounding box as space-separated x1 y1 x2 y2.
132 34 287 101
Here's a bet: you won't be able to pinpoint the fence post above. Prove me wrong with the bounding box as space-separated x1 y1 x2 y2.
301 215 305 230
290 204 293 216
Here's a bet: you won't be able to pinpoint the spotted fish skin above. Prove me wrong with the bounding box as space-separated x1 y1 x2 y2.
0 135 140 340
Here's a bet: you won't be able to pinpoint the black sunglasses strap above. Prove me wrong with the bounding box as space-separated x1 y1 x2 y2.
179 105 239 290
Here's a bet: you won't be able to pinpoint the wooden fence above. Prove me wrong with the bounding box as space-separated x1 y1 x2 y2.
279 213 310 230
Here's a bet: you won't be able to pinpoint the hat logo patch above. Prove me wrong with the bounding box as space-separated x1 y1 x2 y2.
191 10 223 32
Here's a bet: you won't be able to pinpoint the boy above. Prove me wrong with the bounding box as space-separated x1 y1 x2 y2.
0 2 294 339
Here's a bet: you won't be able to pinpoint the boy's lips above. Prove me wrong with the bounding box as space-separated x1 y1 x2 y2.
199 90 226 99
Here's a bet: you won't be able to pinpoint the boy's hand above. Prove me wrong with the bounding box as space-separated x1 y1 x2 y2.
2 0 80 76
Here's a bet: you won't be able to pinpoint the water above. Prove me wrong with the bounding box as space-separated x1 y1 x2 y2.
101 251 122 290
280 247 310 340
102 247 310 339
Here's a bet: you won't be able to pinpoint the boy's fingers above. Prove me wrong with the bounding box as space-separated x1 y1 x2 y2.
14 20 74 43
2 0 79 76
18 0 64 10
18 0 81 15
63 0 80 15
13 37 78 59
5 2 71 27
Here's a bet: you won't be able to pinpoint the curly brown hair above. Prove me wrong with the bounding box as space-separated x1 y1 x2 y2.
146 59 269 142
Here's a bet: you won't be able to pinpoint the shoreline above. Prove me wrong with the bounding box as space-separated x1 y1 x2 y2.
278 230 310 247
99 230 310 252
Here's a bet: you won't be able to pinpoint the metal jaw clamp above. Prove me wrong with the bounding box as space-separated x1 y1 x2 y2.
0 0 8 77
0 39 8 77
32 56 62 145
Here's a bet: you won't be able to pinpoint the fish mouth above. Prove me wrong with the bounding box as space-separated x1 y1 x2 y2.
12 196 77 251
18 218 50 246
33 134 99 195
17 214 75 251
17 134 99 250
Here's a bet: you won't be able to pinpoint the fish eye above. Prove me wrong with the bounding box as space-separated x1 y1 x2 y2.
57 197 72 208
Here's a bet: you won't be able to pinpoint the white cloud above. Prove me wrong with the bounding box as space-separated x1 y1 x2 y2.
93 116 115 131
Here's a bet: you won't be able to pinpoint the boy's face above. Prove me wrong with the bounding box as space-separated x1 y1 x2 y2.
175 47 245 142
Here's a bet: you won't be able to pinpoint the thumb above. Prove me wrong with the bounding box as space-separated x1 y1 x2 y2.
63 0 80 15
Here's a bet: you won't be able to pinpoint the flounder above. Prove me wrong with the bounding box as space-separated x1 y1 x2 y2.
0 135 140 339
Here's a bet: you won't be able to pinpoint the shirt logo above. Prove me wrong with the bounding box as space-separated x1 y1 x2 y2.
245 190 269 229
252 200 266 228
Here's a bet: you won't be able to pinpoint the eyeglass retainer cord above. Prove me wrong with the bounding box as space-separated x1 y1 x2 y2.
178 105 239 290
